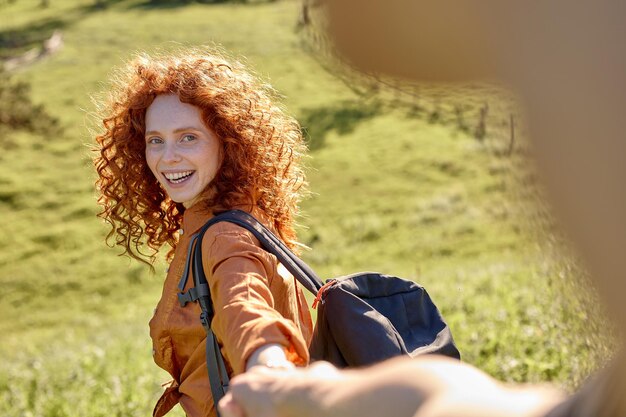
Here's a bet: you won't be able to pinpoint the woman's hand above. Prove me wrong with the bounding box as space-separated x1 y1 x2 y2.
245 343 295 371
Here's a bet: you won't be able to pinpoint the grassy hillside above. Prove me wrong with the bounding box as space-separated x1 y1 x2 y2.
0 1 612 416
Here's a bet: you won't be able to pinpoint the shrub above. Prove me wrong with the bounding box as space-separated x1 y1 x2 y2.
0 67 60 142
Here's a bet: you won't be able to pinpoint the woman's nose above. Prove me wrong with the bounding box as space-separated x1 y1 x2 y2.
162 142 181 163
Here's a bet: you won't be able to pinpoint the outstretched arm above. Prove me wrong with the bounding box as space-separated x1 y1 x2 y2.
219 356 563 417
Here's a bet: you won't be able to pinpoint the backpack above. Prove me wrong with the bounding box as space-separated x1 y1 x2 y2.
177 210 460 411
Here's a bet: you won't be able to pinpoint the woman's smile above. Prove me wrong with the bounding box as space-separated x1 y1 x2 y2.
162 170 195 185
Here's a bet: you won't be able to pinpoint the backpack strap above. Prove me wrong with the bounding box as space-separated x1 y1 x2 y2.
196 210 324 294
192 229 230 411
177 233 207 307
178 210 323 306
173 230 230 415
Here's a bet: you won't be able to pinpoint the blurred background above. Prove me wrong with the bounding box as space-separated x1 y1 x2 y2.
0 1 615 416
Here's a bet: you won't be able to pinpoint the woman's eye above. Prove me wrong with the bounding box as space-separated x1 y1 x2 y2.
147 137 163 144
181 134 197 142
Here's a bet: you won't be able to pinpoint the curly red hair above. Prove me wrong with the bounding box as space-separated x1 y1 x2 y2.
93 47 308 265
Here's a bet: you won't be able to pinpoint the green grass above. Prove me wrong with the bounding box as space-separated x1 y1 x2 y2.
0 1 614 416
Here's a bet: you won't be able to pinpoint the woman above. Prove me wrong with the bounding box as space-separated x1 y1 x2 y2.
93 48 313 417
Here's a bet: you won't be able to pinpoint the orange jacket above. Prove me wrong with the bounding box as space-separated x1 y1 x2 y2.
149 204 313 417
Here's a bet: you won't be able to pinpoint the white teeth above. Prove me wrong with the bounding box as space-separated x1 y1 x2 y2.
163 171 193 183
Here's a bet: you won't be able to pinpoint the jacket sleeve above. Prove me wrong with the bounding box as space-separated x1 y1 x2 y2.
200 223 310 375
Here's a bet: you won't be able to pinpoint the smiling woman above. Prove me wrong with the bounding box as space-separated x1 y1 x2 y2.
93 48 313 417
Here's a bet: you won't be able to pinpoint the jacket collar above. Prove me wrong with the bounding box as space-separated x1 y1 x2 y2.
181 202 213 237
181 202 266 237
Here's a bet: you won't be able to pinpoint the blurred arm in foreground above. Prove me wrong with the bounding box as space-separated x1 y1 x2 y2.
220 357 563 417
221 1 626 416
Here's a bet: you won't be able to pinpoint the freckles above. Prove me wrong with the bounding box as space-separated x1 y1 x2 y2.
145 149 159 166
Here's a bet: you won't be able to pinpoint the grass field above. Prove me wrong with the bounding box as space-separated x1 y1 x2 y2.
0 1 614 416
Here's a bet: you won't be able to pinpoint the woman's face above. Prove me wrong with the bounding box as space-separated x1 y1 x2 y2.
145 94 221 208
